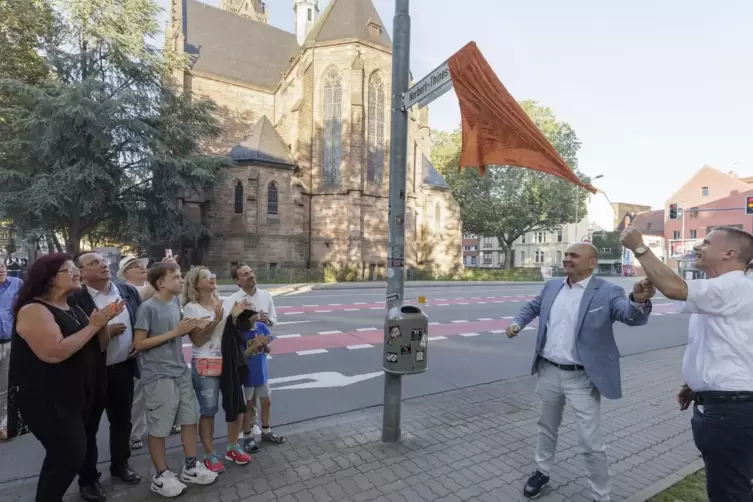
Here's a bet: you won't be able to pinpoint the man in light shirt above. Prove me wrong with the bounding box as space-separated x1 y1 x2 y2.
507 242 654 501
72 252 143 501
223 264 277 439
622 225 753 502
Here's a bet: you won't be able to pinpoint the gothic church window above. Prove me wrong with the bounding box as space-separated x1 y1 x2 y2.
234 180 244 214
322 68 342 185
367 72 385 183
434 203 441 233
267 182 278 216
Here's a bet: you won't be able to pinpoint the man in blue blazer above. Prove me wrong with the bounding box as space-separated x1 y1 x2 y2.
507 242 654 501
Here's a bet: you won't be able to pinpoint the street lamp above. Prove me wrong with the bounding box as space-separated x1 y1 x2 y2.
575 174 603 241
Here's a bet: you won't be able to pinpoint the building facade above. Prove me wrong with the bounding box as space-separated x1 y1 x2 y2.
663 165 753 271
166 0 462 277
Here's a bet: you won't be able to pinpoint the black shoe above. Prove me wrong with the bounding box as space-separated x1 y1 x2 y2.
242 437 260 454
111 465 141 485
523 470 550 499
80 482 107 502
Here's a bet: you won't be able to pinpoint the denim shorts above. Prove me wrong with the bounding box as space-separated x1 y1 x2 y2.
191 360 221 417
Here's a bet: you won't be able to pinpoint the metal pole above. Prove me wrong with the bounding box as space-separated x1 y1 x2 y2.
382 0 410 444
574 188 579 242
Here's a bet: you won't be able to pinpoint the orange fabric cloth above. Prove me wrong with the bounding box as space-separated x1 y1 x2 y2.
448 42 596 193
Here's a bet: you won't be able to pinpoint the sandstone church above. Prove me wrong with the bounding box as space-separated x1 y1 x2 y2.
165 0 462 278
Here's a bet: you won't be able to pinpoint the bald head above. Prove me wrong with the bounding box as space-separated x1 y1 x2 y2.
562 242 598 281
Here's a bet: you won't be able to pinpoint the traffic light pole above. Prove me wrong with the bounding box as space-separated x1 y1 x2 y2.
382 0 410 444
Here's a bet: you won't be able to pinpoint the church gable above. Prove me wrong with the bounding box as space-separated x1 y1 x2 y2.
303 0 392 49
183 0 298 90
228 116 296 168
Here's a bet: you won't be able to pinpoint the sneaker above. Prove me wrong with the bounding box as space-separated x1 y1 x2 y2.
241 437 260 454
150 471 187 498
225 445 251 465
523 470 550 499
251 424 262 437
180 462 218 486
170 424 181 434
203 454 225 474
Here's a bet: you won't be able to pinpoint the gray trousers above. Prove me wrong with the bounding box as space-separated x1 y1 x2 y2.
0 344 10 431
535 360 611 501
130 377 146 440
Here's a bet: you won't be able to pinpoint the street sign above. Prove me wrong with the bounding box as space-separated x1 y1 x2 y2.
268 371 383 390
403 61 453 110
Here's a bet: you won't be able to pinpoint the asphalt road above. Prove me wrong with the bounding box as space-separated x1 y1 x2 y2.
0 279 691 484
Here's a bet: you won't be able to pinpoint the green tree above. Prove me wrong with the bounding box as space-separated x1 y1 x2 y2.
0 0 58 87
432 100 589 269
0 0 229 253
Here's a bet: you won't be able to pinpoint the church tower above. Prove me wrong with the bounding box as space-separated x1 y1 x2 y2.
293 0 319 45
220 0 268 23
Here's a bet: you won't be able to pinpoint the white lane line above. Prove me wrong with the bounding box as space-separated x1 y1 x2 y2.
478 318 493 321
490 330 506 334
503 296 512 298
353 302 366 305
460 332 480 337
435 298 446 301
297 349 328 355
429 322 441 325
276 320 310 325
653 313 664 316
436 303 449 306
315 310 333 313
458 302 469 305
428 336 447 341
318 330 342 335
329 303 342 306
370 307 382 310
477 302 488 304
182 343 192 347
451 320 469 323
357 327 378 331
303 305 318 307
347 344 373 350
344 308 360 311
486 296 496 299
276 334 301 338
522 327 535 331
493 301 504 304
284 312 304 315
502 316 514 319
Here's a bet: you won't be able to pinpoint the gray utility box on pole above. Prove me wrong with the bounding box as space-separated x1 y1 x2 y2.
383 306 429 374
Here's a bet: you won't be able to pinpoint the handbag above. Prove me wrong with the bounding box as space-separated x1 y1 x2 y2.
194 358 223 377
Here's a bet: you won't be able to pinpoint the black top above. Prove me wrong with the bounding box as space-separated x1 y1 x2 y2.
7 299 102 438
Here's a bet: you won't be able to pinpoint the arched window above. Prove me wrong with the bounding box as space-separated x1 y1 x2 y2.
366 72 385 183
322 68 342 185
520 251 525 265
234 180 244 214
434 203 441 232
267 181 278 216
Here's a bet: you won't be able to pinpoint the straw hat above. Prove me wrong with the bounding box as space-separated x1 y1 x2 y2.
116 255 149 280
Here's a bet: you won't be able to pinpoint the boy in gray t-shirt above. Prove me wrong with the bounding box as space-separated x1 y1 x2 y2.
133 263 218 497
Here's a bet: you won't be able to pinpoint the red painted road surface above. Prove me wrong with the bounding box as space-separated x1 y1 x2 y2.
179 302 679 360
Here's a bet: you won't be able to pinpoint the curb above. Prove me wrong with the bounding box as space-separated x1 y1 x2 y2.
623 457 704 502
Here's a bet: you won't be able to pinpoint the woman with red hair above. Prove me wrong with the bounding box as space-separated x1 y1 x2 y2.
6 253 124 501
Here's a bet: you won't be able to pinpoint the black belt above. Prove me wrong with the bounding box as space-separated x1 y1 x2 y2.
695 391 753 405
542 357 584 372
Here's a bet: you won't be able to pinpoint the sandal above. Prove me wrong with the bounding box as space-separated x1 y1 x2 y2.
261 431 286 445
131 439 144 450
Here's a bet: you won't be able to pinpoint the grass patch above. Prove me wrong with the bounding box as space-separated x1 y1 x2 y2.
648 469 706 502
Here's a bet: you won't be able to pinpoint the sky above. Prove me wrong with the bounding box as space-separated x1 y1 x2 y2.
156 0 753 209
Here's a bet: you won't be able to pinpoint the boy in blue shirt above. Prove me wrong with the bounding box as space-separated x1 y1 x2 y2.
240 320 286 453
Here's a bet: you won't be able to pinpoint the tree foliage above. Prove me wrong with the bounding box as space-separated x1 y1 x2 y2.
0 0 230 254
432 100 589 269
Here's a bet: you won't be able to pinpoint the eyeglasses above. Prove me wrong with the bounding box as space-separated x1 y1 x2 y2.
84 258 110 268
203 272 217 280
58 267 79 276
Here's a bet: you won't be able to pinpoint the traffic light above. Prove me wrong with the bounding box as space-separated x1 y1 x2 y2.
746 196 753 215
669 203 678 220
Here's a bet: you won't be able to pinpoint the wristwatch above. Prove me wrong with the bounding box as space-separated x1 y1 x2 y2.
634 245 648 257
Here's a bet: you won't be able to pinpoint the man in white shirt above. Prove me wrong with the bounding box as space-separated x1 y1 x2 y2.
508 243 654 501
622 225 753 502
223 264 277 439
73 252 143 501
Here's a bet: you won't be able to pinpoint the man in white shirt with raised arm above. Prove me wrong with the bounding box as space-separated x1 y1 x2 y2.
621 225 753 502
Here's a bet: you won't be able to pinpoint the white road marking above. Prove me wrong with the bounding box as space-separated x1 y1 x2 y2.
329 303 342 306
284 312 304 315
353 302 366 305
490 330 506 334
460 332 480 337
502 316 514 319
357 327 378 331
428 336 447 341
318 330 342 335
522 326 535 331
477 302 487 304
458 302 469 305
296 349 329 356
276 334 302 338
315 310 333 313
429 322 441 325
451 320 468 323
344 308 359 311
370 307 382 310
653 313 663 316
478 318 493 321
347 344 373 350
276 320 310 325
303 305 318 307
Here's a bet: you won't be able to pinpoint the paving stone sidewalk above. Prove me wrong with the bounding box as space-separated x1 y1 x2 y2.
0 346 700 502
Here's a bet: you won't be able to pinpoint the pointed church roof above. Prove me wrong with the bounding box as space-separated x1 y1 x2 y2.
183 0 298 91
422 155 450 189
304 0 392 49
228 116 296 168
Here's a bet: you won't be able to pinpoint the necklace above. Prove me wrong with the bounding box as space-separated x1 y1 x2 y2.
60 307 82 327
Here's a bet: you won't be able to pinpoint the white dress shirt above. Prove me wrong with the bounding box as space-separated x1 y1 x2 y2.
223 288 277 326
542 276 592 365
87 283 134 366
681 270 753 392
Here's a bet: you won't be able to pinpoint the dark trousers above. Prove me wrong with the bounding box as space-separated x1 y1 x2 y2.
78 360 135 486
24 403 87 502
691 402 753 502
